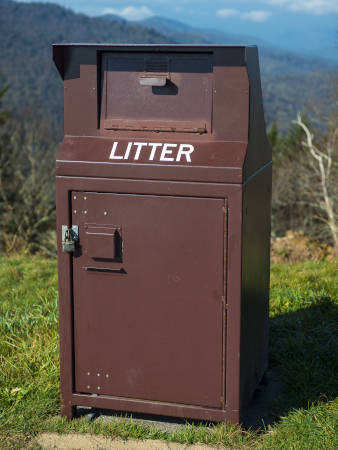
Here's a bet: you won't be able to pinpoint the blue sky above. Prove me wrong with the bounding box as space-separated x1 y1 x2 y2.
19 1 338 59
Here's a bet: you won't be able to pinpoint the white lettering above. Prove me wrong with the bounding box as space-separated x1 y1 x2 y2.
108 142 195 163
148 143 162 161
109 142 123 160
176 144 194 162
124 142 132 160
134 142 148 160
160 143 176 162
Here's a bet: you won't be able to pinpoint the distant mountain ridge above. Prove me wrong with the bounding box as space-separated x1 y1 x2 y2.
139 16 268 47
104 14 338 130
0 0 336 137
133 16 338 76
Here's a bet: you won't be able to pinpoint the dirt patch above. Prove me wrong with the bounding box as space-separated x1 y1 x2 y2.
271 230 335 264
35 433 223 450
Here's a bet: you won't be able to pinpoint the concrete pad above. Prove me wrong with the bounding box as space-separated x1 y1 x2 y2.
36 433 222 450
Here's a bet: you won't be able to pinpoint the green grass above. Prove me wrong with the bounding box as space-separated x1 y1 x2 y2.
0 257 337 449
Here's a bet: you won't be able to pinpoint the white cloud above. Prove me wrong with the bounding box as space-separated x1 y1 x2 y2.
217 8 272 22
217 8 238 18
240 10 272 22
102 5 154 21
264 0 338 14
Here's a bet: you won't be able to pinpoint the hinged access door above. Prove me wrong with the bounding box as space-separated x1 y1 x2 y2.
71 192 226 409
100 52 213 133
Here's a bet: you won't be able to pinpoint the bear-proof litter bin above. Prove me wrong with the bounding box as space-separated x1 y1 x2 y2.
53 44 272 424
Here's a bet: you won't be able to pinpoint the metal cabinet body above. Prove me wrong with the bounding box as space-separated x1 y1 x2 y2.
53 44 272 423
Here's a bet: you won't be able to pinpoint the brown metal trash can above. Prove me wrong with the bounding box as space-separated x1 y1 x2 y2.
53 44 272 424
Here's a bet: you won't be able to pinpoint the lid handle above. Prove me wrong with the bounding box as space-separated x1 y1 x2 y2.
139 76 168 87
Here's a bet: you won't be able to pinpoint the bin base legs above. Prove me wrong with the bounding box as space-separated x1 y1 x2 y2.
61 402 76 420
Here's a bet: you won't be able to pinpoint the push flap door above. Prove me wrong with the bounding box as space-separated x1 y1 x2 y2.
101 52 213 133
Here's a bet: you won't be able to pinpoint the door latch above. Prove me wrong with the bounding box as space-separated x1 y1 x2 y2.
62 225 79 253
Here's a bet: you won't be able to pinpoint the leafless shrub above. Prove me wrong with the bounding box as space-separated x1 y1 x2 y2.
294 114 337 250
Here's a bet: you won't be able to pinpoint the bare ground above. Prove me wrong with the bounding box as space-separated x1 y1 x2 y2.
35 433 225 450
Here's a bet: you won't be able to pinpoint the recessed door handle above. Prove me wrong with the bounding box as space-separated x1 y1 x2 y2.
83 267 126 274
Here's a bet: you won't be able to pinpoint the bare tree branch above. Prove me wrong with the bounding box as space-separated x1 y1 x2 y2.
293 114 337 250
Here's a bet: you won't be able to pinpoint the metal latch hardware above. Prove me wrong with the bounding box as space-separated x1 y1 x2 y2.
62 225 79 253
139 74 170 87
140 76 167 87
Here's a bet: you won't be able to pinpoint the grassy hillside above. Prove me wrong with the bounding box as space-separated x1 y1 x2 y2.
0 257 337 448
